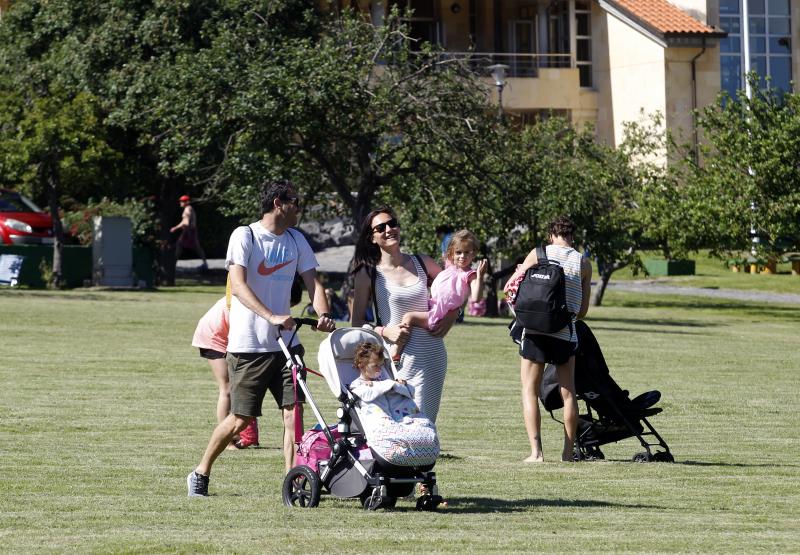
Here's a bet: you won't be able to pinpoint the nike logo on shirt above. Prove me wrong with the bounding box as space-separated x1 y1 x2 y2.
257 259 294 276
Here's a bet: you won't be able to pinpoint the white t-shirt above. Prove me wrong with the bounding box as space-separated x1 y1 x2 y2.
225 223 318 352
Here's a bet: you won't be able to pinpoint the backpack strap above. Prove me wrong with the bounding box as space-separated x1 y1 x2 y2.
535 245 548 265
226 225 255 310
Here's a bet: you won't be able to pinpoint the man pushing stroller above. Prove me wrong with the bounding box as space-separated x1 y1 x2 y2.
187 180 335 498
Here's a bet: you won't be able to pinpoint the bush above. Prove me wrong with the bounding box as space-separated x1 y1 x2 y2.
61 197 158 250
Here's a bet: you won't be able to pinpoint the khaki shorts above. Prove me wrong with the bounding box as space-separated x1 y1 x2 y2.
227 345 306 417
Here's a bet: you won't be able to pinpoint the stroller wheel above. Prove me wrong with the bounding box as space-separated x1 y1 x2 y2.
651 451 674 463
360 489 396 511
632 451 652 463
282 465 321 508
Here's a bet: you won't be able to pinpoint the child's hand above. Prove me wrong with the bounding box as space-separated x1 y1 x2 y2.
476 259 488 275
396 379 406 385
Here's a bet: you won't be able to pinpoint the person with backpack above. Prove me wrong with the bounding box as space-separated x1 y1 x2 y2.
506 216 592 463
187 180 335 497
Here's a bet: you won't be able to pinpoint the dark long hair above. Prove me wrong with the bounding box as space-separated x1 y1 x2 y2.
351 205 398 275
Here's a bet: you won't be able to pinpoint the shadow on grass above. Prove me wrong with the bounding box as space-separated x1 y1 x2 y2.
588 326 712 336
438 496 663 514
588 316 719 328
608 299 800 321
676 460 800 468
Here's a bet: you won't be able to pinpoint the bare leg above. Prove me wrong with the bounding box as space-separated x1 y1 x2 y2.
282 404 303 472
390 312 428 360
556 356 578 462
520 358 545 462
196 413 252 476
208 358 230 423
193 239 207 266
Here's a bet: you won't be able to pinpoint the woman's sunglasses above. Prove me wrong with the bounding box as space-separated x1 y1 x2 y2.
372 218 400 234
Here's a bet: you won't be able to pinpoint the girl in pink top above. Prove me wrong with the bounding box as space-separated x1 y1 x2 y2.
191 297 258 448
391 230 487 360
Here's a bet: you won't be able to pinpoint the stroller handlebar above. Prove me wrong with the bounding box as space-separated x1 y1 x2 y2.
277 317 318 335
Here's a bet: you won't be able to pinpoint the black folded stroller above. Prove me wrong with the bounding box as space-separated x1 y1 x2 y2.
540 320 674 462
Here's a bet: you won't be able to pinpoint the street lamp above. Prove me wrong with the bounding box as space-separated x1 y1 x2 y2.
488 63 509 120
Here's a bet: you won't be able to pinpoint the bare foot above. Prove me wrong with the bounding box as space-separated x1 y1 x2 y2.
524 454 544 463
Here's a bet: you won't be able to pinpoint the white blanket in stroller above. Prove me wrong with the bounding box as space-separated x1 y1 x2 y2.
350 378 440 467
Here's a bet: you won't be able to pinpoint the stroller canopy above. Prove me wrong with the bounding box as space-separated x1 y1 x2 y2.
317 327 395 397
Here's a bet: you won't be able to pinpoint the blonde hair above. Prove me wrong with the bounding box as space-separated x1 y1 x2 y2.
444 229 480 265
353 342 384 371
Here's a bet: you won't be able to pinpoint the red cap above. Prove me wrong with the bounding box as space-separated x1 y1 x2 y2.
179 195 191 202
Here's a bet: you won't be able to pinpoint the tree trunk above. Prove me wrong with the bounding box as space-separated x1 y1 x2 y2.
157 180 178 286
484 253 498 317
591 260 626 307
45 161 65 289
590 268 612 307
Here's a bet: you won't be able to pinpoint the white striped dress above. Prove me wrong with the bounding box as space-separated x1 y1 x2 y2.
531 244 584 343
374 255 448 423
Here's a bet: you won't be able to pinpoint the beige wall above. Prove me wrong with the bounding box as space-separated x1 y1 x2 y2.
596 9 667 146
496 68 582 108
665 46 721 146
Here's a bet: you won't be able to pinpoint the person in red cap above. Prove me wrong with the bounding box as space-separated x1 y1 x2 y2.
171 194 208 271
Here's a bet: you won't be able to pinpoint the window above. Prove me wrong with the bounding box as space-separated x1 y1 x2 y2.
719 0 792 95
387 0 441 48
575 2 592 88
509 109 571 128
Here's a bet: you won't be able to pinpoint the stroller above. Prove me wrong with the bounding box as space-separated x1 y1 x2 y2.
279 320 445 510
540 320 674 462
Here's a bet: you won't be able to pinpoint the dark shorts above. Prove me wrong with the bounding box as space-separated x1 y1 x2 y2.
509 320 577 365
227 345 306 416
199 348 225 360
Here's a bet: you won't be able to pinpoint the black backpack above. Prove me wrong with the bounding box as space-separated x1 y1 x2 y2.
514 246 572 333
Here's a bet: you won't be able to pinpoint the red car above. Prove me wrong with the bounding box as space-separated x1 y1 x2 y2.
0 189 54 245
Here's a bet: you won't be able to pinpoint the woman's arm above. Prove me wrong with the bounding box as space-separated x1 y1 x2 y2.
350 268 372 328
507 248 538 285
429 307 459 337
349 266 409 345
576 257 593 320
420 253 443 280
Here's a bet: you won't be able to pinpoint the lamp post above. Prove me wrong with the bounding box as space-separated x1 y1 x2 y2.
488 63 509 121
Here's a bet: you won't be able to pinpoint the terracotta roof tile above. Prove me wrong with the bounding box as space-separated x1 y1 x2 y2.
609 0 721 35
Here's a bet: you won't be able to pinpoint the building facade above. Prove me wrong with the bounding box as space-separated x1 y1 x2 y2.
357 0 798 151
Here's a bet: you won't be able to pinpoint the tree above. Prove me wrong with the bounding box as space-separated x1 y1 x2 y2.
0 89 120 287
143 7 505 231
688 78 800 257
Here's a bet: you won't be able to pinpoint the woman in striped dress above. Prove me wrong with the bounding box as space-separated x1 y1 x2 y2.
508 216 592 462
350 206 459 423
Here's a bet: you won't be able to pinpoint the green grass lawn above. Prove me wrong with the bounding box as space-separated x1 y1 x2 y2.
1 287 798 553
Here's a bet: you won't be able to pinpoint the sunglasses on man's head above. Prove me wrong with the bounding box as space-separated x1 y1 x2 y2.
372 218 400 234
282 195 301 209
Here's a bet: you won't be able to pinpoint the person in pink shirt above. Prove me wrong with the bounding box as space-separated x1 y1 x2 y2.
390 229 487 360
191 297 259 449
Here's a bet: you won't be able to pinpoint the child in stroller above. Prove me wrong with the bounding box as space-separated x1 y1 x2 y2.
282 323 444 510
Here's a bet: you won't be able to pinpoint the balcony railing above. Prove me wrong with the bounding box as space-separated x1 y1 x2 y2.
436 51 573 78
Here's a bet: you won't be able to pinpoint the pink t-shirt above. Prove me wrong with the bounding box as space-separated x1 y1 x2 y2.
191 297 230 353
427 263 476 328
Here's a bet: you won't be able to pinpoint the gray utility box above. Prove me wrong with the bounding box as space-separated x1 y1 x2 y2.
92 216 134 287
